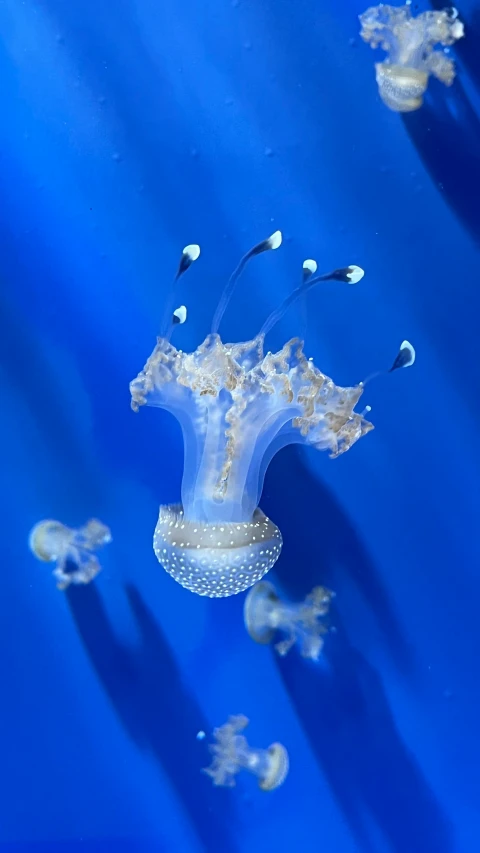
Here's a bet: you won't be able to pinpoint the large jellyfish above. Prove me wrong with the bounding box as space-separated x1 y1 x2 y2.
359 4 465 112
131 232 414 598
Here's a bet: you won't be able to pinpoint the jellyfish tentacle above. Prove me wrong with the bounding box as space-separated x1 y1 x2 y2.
259 264 364 337
360 339 416 386
211 231 282 335
160 243 200 338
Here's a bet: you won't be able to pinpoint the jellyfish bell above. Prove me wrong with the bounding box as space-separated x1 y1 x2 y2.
375 63 428 112
244 580 281 644
258 743 290 791
131 233 412 598
154 504 282 597
29 519 71 562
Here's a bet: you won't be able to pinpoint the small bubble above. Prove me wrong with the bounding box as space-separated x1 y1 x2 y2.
196 731 206 740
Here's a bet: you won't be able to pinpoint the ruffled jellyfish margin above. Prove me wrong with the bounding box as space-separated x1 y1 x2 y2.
130 232 414 598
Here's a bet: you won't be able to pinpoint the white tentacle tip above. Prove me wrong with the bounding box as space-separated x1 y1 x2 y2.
183 244 201 261
173 305 187 324
346 265 365 283
400 340 415 366
268 230 282 250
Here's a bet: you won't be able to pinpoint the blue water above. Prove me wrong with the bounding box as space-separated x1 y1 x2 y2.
1 0 479 851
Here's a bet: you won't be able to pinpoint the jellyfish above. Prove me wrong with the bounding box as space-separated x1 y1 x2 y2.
244 580 334 660
131 232 414 598
359 4 465 112
29 518 111 590
203 715 289 790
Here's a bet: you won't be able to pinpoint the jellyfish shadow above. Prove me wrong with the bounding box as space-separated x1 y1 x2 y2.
261 445 414 677
0 290 104 502
402 73 480 248
65 583 239 853
428 0 480 91
274 623 454 853
399 81 480 398
259 447 453 851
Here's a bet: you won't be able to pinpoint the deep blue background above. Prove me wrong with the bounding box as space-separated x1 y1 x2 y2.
1 0 479 851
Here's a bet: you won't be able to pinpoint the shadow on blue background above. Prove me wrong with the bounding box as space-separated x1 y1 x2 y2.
65 583 239 853
402 82 480 248
262 447 453 853
263 446 414 677
275 630 454 853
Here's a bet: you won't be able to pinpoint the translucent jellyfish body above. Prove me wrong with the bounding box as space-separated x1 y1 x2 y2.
131 234 375 598
359 4 465 112
244 580 334 660
203 715 289 790
29 518 111 590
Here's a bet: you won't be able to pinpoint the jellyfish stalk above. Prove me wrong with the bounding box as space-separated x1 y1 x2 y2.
203 715 289 790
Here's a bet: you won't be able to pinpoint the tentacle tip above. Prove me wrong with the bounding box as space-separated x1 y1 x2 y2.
267 230 282 250
389 340 415 372
346 265 365 284
183 244 201 261
173 305 187 324
451 19 465 39
399 339 415 366
303 259 317 277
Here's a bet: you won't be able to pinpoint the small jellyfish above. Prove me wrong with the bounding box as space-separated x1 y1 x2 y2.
244 580 334 660
131 232 413 598
29 518 111 590
359 4 465 112
203 715 289 790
